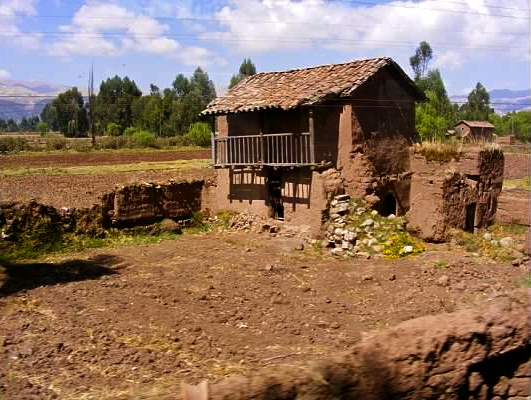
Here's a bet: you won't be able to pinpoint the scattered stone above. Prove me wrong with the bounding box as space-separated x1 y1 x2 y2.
331 248 344 256
454 282 467 291
483 232 492 241
437 275 450 287
362 275 374 281
389 274 396 281
361 219 374 228
373 245 383 252
294 241 304 251
500 237 514 248
330 322 341 329
356 252 371 259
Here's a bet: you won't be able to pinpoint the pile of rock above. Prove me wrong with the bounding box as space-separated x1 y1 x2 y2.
323 195 415 258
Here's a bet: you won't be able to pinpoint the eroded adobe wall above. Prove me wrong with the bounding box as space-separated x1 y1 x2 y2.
408 149 504 242
182 290 530 400
339 67 417 214
496 190 530 225
102 180 204 226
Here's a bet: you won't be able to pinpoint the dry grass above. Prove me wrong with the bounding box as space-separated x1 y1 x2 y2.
1 159 210 177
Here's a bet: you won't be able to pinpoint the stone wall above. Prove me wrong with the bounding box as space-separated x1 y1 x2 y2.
182 290 530 400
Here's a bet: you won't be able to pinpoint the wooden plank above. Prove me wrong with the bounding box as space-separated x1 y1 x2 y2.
309 109 315 164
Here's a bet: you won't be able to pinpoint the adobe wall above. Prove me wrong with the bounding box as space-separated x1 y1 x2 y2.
407 149 504 241
183 290 530 400
338 67 416 214
496 190 530 225
202 167 340 236
102 180 204 226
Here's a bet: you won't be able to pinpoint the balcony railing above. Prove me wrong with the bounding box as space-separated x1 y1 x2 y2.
212 132 314 167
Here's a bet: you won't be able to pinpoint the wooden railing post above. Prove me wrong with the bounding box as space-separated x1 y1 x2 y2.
309 109 315 164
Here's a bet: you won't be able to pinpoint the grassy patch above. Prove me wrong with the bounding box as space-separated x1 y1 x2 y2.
1 159 210 177
434 260 450 268
450 223 526 262
414 141 464 162
503 177 531 190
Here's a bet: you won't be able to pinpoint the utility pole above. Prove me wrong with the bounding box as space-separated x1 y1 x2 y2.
88 64 96 146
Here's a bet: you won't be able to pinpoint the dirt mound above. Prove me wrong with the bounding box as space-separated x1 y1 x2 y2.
183 290 530 400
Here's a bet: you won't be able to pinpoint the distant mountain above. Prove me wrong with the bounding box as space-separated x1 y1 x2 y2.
451 88 530 115
0 80 70 121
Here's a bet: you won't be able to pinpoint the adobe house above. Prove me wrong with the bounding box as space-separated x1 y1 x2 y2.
453 120 495 142
201 57 504 240
201 57 424 233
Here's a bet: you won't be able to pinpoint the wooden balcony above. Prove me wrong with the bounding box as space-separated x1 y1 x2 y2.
212 132 315 167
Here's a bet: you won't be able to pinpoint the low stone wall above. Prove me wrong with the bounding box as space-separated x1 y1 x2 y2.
182 290 530 400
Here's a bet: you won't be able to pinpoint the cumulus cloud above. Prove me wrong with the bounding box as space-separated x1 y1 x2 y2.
0 0 41 48
207 0 530 67
0 68 11 79
47 1 213 65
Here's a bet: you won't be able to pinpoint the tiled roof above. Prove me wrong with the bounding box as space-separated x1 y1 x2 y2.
202 57 423 115
456 120 495 128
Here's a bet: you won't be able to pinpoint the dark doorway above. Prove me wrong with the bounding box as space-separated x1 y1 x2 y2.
465 203 476 233
268 171 284 220
381 193 397 217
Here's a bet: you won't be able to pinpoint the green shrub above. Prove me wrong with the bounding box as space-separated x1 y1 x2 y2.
0 136 31 153
98 135 130 149
187 122 211 146
45 134 68 151
37 122 48 135
123 126 139 136
132 130 157 148
106 122 122 137
383 232 426 259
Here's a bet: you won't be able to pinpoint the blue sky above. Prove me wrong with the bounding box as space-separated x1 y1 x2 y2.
0 0 529 97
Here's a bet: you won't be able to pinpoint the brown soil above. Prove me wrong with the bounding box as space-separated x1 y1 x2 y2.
1 149 213 209
0 232 529 399
0 149 211 168
0 170 213 209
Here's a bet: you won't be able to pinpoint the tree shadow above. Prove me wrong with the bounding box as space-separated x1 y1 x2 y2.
0 254 125 296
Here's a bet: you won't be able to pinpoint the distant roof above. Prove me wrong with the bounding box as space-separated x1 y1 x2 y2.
202 57 424 115
455 120 495 129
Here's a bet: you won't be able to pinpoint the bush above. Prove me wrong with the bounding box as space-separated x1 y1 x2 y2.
123 126 139 136
187 122 211 146
132 130 157 148
45 134 68 151
106 122 121 137
0 136 31 153
98 135 130 149
37 122 48 135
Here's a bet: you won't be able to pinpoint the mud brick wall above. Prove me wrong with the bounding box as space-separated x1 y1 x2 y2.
503 153 531 180
496 190 530 226
102 180 203 225
408 149 504 242
182 291 530 400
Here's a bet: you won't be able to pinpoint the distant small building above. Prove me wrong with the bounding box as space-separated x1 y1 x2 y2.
453 120 495 141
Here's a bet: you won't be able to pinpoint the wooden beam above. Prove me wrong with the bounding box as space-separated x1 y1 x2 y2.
309 109 315 164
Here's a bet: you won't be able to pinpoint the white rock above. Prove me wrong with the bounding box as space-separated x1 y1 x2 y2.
401 245 413 254
387 214 395 219
362 218 374 227
500 237 513 248
371 210 378 216
331 248 344 256
483 233 492 241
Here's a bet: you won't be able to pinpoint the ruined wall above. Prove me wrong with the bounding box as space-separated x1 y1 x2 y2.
102 180 204 226
182 290 530 400
407 149 504 241
338 67 416 214
496 190 530 225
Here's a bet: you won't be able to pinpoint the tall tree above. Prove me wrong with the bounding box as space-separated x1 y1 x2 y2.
410 42 455 140
409 41 433 80
40 103 60 131
229 58 257 88
50 87 88 137
95 75 142 134
459 82 492 121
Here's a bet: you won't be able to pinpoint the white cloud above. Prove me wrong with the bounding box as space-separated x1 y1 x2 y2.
46 1 213 65
0 0 41 48
0 68 11 79
206 0 530 68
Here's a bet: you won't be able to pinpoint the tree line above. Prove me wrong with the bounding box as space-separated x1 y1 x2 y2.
410 41 530 142
0 55 529 142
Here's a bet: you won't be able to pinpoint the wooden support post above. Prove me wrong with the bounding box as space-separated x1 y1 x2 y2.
260 112 265 165
309 109 315 164
210 115 216 165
